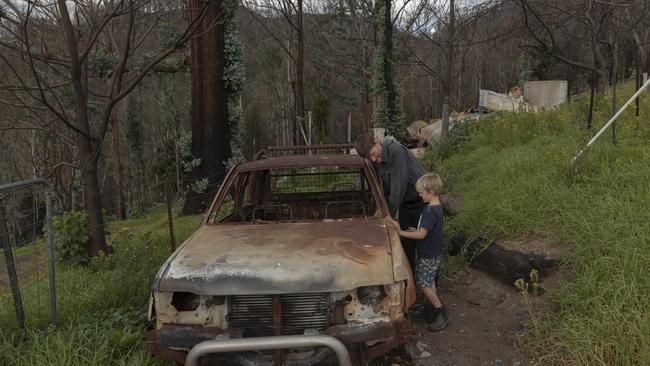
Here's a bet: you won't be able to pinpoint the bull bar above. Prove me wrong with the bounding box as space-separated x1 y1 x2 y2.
185 335 352 366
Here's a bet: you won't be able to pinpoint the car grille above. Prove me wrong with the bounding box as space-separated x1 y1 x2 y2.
228 293 330 337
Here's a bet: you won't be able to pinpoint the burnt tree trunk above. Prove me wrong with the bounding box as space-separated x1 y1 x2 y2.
111 113 127 219
450 235 558 290
587 71 596 130
182 0 231 215
382 0 397 123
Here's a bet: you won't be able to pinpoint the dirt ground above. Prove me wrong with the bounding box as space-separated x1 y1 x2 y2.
404 236 563 366
0 251 46 291
408 267 532 366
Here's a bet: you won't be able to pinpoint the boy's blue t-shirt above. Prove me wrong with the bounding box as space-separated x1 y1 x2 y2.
416 204 443 258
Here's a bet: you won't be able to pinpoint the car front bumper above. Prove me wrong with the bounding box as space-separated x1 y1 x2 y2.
145 318 412 365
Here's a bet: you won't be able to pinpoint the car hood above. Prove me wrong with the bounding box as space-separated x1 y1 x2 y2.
153 219 395 295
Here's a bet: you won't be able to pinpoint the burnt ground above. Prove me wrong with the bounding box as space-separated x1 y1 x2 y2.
403 238 563 366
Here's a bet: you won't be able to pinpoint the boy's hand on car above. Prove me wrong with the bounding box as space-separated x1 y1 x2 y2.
386 218 400 230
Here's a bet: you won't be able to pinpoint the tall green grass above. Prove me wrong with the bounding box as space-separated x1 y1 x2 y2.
0 205 202 366
429 81 650 365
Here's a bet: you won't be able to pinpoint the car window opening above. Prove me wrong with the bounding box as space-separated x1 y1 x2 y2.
212 166 379 223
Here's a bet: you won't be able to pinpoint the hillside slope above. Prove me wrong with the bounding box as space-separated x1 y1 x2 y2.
428 80 650 365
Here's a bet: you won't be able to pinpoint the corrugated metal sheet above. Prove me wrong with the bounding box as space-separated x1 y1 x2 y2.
524 80 568 109
479 90 536 112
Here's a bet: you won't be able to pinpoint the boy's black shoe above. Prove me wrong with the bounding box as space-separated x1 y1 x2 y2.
423 303 435 323
428 306 449 332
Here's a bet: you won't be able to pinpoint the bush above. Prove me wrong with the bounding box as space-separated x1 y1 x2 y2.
52 211 91 266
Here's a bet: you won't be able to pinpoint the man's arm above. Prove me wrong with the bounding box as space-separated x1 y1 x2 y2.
388 144 410 215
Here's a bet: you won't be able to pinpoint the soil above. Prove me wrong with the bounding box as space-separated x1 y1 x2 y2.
406 237 562 366
408 267 532 366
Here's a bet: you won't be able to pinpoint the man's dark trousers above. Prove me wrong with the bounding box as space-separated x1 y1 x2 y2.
398 204 424 271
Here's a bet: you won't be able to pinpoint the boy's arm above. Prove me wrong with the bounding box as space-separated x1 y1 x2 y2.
386 217 428 239
399 227 428 240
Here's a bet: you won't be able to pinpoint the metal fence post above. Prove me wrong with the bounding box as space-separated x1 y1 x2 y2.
0 204 25 329
45 190 58 325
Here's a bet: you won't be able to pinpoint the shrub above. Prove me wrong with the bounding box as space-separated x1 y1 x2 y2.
52 211 91 266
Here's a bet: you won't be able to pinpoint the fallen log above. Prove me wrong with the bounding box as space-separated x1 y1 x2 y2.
450 234 559 292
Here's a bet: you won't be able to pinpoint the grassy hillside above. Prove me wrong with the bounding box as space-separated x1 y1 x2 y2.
427 80 650 365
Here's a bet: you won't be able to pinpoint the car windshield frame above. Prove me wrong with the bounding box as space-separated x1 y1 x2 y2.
206 156 389 224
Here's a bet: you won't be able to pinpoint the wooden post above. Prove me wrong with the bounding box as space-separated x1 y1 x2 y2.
637 61 641 117
611 39 617 145
347 111 352 143
307 111 312 145
165 180 176 253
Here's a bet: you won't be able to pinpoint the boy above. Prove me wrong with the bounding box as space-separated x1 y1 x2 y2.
388 173 448 331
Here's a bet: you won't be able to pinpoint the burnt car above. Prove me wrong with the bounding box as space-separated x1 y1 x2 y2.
146 145 415 365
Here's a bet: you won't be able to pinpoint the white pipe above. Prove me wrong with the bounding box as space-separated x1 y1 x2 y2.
572 78 650 163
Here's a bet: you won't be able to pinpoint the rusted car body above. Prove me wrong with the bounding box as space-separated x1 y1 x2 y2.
146 147 415 365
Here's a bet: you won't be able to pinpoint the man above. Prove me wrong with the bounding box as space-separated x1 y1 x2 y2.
356 133 425 270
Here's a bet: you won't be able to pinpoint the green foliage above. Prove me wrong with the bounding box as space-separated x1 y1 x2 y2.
88 48 118 78
427 81 650 364
311 94 331 144
159 21 182 50
516 51 532 88
125 92 144 165
224 0 245 168
433 118 478 159
0 321 164 366
52 211 90 266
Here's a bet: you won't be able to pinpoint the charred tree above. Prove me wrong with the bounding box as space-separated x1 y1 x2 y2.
111 113 127 219
182 0 232 215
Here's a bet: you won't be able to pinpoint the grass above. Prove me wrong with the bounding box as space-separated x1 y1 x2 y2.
0 204 203 366
427 80 650 365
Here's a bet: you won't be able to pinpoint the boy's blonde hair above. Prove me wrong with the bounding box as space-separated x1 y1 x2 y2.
416 173 443 195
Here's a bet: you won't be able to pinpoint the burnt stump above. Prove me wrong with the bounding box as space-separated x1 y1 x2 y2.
449 234 559 291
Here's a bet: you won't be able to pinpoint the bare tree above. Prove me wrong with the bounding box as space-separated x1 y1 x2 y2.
0 0 207 255
243 0 306 145
514 0 626 128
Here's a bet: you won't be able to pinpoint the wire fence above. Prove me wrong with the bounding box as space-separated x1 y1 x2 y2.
0 167 231 330
0 179 57 329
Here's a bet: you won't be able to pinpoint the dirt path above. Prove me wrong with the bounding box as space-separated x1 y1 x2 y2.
410 268 532 366
0 251 47 291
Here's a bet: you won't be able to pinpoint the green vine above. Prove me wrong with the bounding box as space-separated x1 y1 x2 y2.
224 0 246 168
